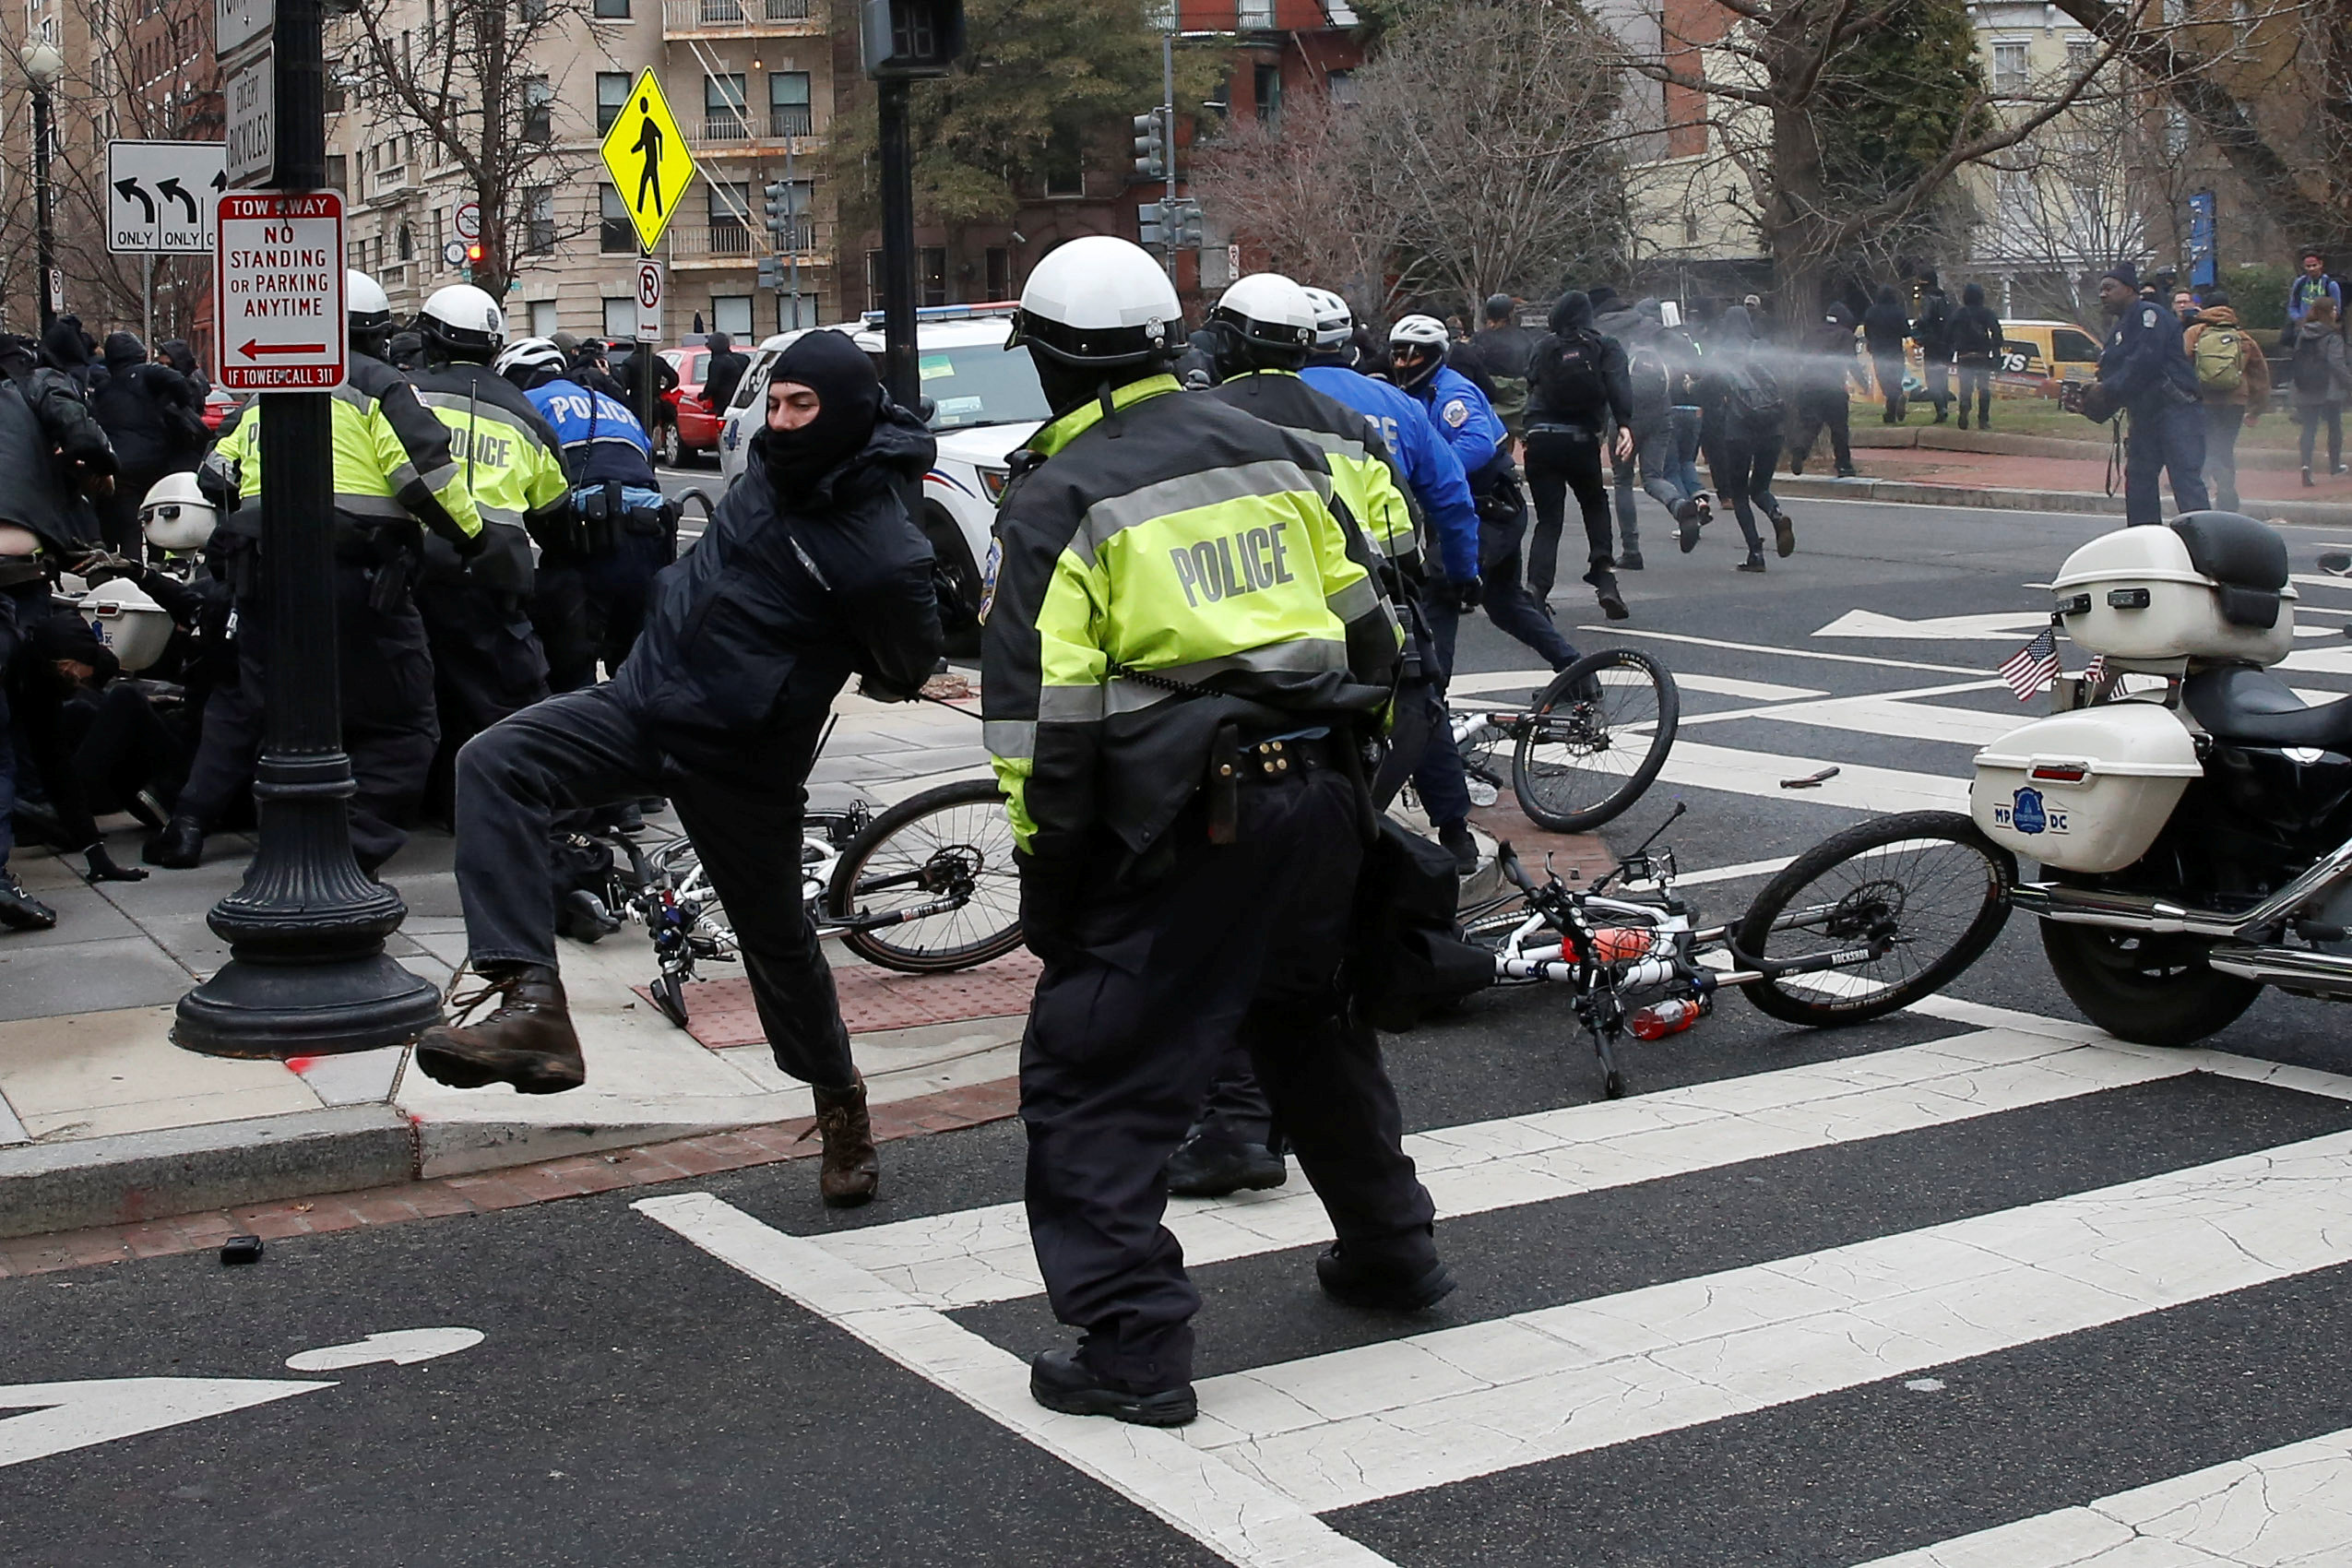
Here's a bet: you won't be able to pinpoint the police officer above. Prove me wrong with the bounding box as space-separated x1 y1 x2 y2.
493 337 678 691
415 329 944 1210
984 235 1447 1428
405 286 574 790
2089 261 2209 526
160 269 483 873
1388 313 1581 674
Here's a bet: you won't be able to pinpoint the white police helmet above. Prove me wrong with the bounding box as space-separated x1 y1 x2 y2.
1008 235 1181 368
493 336 568 387
138 470 216 553
1301 286 1354 351
348 269 393 339
1209 273 1319 360
1388 314 1451 350
417 283 507 361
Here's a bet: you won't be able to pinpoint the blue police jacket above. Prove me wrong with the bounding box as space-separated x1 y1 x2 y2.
1303 360 1480 583
1405 363 1510 483
526 377 661 489
2097 300 2200 409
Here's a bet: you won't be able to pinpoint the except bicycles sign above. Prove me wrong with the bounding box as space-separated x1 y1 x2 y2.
214 191 346 391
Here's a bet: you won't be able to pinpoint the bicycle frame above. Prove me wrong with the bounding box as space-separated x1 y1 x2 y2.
1470 820 1900 1097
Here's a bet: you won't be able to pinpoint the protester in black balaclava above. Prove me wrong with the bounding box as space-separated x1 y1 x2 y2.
414 321 942 1215
751 327 886 494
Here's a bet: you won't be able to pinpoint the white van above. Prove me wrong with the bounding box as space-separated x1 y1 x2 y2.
717 305 1050 647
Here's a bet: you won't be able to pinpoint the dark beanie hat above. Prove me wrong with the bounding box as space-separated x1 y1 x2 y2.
2102 260 2140 290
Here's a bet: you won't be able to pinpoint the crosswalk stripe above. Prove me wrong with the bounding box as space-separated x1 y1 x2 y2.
632 1192 1401 1568
814 1023 2222 1312
1651 736 1969 813
1187 1127 2352 1514
1576 624 1989 677
1680 689 2025 749
1849 1424 2352 1567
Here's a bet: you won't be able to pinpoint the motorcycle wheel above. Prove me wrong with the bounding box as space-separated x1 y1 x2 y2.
2038 921 2260 1047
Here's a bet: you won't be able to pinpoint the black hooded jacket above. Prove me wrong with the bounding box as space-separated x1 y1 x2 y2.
1950 284 2003 363
89 334 205 477
611 399 944 782
40 317 98 391
1861 288 1912 358
1524 291 1632 432
700 334 749 416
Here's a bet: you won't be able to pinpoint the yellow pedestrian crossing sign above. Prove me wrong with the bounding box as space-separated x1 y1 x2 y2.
600 70 698 252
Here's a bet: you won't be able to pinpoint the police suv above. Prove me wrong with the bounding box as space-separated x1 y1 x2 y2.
718 305 1051 645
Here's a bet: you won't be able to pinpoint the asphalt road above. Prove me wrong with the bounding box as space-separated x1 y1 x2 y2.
13 494 2352 1566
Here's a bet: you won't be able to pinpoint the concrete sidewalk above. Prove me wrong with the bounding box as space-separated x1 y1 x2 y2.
0 687 1028 1239
1781 422 2352 526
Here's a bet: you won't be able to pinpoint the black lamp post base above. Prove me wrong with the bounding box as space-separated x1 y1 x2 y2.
174 951 445 1060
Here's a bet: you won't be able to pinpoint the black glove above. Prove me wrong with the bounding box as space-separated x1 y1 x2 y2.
1433 576 1482 612
1015 849 1087 967
84 843 148 883
2078 382 2120 424
859 673 922 703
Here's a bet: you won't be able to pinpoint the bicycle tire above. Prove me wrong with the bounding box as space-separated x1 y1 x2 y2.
1511 647 1680 832
827 779 1025 974
1735 811 2014 1027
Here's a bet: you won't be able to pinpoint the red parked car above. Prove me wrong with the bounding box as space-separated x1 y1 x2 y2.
202 385 236 432
656 344 727 467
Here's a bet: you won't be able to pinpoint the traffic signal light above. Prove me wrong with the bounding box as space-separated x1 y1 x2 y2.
1132 112 1165 180
1176 202 1205 248
757 257 783 290
762 181 796 235
861 0 966 78
1137 202 1166 246
463 241 483 280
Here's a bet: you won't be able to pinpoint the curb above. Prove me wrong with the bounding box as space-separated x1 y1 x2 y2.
1775 474 2352 528
0 1105 418 1241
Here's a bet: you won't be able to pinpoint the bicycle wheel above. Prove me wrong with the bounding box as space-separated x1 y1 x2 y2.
1511 647 1680 831
1735 811 2015 1027
827 779 1025 974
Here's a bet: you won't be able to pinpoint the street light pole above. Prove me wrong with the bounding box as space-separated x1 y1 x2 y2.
25 42 62 332
174 0 443 1058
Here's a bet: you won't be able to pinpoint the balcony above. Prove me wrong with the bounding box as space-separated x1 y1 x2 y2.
666 218 830 269
683 110 826 158
660 0 822 39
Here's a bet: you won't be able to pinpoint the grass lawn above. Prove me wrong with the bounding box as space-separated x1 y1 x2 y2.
1851 395 2304 450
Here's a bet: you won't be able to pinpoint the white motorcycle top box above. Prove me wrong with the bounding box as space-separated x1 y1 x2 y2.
1972 700 2204 873
2051 517 2297 668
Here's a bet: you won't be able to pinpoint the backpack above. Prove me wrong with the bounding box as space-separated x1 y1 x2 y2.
1951 310 1999 361
1530 329 1610 419
1625 337 1671 417
2192 325 2245 393
1349 815 1495 1032
1725 360 1785 427
2293 331 2333 395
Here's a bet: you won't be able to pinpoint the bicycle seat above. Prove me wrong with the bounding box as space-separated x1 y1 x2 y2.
2183 666 2352 751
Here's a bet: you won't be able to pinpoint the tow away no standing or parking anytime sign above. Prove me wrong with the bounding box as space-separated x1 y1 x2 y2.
214 191 346 391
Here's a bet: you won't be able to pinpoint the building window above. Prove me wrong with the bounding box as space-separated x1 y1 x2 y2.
1238 0 1272 26
603 297 636 339
768 70 811 137
600 185 636 253
2065 37 2094 72
704 74 748 141
325 154 347 194
397 222 414 260
866 250 884 314
530 300 559 338
1042 125 1085 197
984 246 1009 301
593 0 629 16
1991 42 2028 91
1326 68 1358 105
597 71 630 134
525 186 555 253
707 180 753 254
1253 63 1281 128
778 291 814 331
920 245 947 307
522 75 552 142
711 294 754 337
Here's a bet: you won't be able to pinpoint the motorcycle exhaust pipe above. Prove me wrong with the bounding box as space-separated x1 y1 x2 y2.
2204 944 2352 996
2006 883 2245 938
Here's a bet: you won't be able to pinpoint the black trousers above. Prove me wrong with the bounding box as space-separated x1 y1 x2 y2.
60 683 188 814
453 684 857 1090
421 576 552 821
1789 389 1853 474
174 560 436 870
1021 766 1437 1390
1873 355 1907 421
1705 428 1781 555
1956 362 1994 425
1523 428 1613 601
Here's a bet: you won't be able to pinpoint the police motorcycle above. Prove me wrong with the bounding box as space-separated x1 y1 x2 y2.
1970 511 2352 1046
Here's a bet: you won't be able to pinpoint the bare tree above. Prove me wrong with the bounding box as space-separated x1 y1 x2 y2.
328 0 612 298
1623 0 2120 320
1194 0 1627 327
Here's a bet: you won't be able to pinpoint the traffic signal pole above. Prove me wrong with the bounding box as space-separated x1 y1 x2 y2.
1161 30 1177 283
177 0 443 1057
875 77 919 413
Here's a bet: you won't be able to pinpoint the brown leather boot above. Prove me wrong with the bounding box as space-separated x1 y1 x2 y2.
413 965 586 1095
810 1075 879 1207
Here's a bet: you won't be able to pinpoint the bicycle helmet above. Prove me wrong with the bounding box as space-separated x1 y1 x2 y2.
1008 235 1181 369
348 268 393 343
138 470 216 553
1209 273 1318 360
1388 313 1451 389
493 336 568 390
1301 286 1354 351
